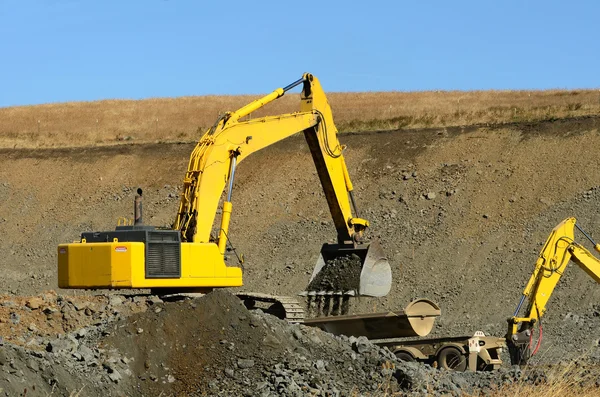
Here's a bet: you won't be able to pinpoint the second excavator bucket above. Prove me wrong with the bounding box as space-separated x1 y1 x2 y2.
305 241 392 297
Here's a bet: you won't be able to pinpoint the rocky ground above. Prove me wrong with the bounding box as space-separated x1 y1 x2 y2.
1 116 600 394
2 290 598 396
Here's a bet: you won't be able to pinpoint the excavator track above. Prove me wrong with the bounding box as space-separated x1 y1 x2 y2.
150 291 305 323
235 292 305 323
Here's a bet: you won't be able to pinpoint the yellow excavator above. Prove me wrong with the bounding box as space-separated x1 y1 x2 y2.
507 217 600 365
57 73 392 316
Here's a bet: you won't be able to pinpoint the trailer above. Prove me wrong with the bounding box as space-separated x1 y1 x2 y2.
302 299 505 372
372 331 505 372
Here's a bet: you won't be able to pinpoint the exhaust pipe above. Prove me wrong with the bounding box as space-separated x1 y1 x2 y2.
134 188 143 225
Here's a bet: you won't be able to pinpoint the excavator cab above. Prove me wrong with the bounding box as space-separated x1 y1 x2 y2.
306 241 392 297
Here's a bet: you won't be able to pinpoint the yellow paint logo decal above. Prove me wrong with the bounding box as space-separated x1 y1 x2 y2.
115 246 128 253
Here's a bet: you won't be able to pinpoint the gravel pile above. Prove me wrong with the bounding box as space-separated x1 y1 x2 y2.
307 253 363 292
2 290 599 396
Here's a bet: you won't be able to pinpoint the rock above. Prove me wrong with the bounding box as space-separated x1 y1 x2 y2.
26 359 39 372
43 307 58 315
9 312 20 324
426 192 436 200
352 337 371 354
292 328 303 341
237 359 255 369
46 338 78 353
307 333 323 345
73 301 90 311
109 295 124 307
78 345 95 363
25 297 44 310
225 368 235 378
262 334 281 348
146 296 163 305
108 369 122 383
76 329 88 339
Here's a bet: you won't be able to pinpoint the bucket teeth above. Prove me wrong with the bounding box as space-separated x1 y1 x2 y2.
299 290 357 297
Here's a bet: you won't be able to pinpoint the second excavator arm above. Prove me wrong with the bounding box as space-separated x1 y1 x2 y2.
507 217 600 365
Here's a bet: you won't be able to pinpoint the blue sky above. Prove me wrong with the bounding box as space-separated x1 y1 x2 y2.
1 0 599 107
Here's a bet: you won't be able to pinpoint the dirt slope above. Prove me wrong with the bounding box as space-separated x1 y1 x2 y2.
1 116 599 362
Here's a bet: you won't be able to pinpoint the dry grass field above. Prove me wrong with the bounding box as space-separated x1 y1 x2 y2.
1 89 599 148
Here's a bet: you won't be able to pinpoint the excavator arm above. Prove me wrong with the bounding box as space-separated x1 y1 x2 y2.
507 217 600 365
172 73 391 296
173 74 367 247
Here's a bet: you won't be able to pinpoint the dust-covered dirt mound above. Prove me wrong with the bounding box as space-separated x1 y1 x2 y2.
103 290 403 396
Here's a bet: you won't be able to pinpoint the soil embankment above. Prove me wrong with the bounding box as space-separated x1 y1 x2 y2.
0 117 600 394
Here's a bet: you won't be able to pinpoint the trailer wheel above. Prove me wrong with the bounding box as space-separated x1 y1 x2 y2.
394 351 415 362
438 347 467 371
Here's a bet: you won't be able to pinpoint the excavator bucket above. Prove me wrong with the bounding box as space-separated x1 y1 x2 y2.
305 241 392 297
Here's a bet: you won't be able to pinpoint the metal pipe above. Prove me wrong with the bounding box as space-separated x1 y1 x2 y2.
218 201 233 255
283 77 305 92
134 188 143 225
349 190 359 218
218 153 239 254
513 295 526 317
229 77 305 123
575 222 598 246
226 155 238 202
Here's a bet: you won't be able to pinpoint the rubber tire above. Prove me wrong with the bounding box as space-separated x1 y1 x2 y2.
394 351 415 363
438 347 467 371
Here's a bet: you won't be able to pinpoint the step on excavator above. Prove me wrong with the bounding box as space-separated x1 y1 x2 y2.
507 217 600 365
57 73 393 322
